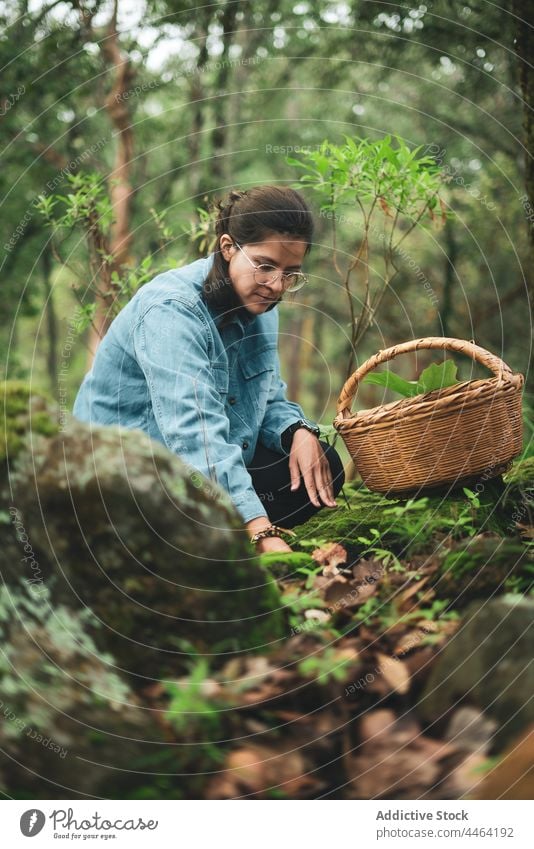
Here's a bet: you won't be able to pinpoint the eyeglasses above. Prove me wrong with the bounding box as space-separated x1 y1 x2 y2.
233 241 308 292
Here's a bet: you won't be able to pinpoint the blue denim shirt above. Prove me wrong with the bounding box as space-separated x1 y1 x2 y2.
72 253 319 524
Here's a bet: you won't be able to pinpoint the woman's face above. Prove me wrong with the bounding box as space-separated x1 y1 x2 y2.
219 232 307 314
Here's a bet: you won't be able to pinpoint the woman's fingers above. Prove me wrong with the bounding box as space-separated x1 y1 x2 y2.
302 466 322 507
291 452 321 506
288 457 301 491
315 461 336 506
300 459 332 507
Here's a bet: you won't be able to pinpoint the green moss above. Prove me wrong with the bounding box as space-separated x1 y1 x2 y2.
258 550 316 578
288 476 522 560
504 457 534 487
31 411 58 437
292 488 400 545
0 381 58 463
0 581 131 733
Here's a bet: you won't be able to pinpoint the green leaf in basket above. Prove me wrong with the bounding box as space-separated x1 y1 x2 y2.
362 371 420 397
416 359 458 394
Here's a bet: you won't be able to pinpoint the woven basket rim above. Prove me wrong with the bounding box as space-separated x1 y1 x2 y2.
334 374 524 432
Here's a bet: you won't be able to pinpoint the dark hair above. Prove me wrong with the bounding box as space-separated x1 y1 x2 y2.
201 185 314 328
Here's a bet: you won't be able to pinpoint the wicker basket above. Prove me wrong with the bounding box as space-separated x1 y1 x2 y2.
333 337 524 494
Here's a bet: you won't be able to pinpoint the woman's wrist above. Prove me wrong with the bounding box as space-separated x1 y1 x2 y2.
249 524 297 545
245 516 273 540
244 517 296 545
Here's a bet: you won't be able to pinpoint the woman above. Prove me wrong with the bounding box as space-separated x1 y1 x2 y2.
73 185 345 554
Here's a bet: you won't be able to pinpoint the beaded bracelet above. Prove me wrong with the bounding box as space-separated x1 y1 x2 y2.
249 524 297 545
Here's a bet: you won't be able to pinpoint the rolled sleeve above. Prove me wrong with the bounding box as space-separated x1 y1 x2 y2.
133 301 268 524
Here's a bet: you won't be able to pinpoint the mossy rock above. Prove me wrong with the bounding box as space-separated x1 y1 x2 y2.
0 580 170 798
432 534 533 603
0 381 58 464
2 400 287 683
418 595 534 749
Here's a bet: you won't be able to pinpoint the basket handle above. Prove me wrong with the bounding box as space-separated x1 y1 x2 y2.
336 336 518 419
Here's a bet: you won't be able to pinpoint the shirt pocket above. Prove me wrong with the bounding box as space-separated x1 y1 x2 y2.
212 365 229 399
239 349 275 423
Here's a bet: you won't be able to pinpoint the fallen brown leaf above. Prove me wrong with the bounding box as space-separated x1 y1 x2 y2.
351 558 384 585
347 711 455 798
393 626 430 657
323 576 350 605
375 652 411 695
205 743 322 799
397 577 429 612
516 522 534 540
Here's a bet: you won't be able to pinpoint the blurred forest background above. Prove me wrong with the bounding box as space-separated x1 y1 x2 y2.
1 0 532 448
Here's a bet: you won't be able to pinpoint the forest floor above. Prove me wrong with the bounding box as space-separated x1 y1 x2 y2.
135 455 534 800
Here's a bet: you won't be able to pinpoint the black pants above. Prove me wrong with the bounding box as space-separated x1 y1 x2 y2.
246 439 345 529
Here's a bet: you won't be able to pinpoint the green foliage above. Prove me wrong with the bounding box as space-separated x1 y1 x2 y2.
363 359 459 398
418 360 459 392
282 583 333 635
164 658 224 738
257 550 316 579
519 402 534 459
350 592 458 633
504 559 534 595
37 172 114 232
297 647 354 685
288 134 450 365
288 134 446 218
183 206 218 255
36 173 180 331
352 596 383 625
356 528 404 571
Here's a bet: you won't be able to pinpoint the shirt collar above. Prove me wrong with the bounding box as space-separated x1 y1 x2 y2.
210 304 255 330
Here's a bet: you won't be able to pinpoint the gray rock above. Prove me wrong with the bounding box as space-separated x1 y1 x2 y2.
0 580 169 798
1 385 286 683
418 595 534 748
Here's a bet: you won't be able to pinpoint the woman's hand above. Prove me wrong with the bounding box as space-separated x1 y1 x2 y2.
255 535 293 554
288 430 337 508
245 517 294 554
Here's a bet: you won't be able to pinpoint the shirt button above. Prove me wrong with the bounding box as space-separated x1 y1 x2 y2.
228 396 236 405
242 441 249 449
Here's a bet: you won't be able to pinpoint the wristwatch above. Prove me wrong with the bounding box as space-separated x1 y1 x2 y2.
281 418 321 451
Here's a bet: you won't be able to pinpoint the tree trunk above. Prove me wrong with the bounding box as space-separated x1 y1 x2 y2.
42 245 58 397
439 217 457 336
187 33 209 201
512 0 534 391
86 0 135 362
311 307 327 420
514 0 534 268
209 1 239 188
